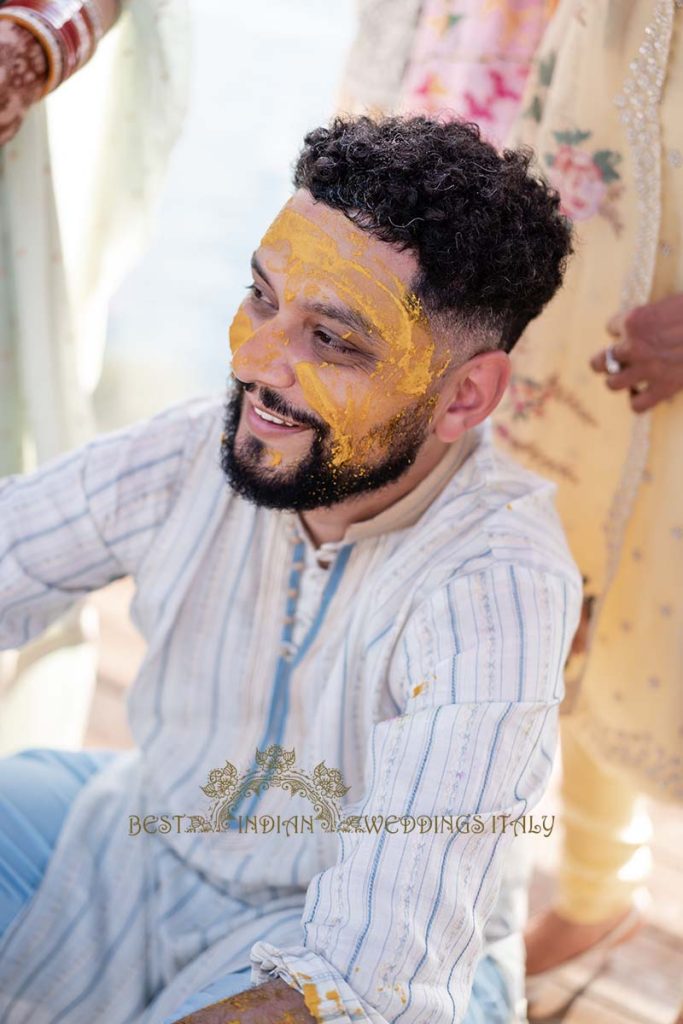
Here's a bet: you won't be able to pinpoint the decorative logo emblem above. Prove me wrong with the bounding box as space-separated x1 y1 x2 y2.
186 745 366 833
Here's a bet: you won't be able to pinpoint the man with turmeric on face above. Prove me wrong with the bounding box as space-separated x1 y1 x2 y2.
0 117 579 1024
223 193 449 516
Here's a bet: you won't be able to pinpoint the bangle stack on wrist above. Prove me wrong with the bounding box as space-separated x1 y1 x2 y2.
0 0 103 94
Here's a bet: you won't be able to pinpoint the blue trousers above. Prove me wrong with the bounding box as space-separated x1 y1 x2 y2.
0 748 513 1023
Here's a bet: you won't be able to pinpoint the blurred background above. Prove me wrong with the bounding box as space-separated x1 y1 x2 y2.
97 0 356 430
0 1 681 1021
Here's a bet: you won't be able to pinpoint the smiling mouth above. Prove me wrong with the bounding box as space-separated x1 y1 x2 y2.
254 403 299 427
246 397 310 432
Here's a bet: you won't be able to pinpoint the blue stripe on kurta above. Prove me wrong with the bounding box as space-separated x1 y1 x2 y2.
85 450 183 500
232 543 353 826
509 566 526 702
165 515 258 800
0 508 89 561
6 784 132 1013
140 479 227 753
50 877 152 1023
346 706 443 974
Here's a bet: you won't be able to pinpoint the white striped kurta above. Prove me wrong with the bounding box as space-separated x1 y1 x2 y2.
0 395 581 1023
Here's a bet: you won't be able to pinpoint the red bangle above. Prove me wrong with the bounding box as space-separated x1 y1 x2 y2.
82 0 103 41
1 0 97 85
0 7 63 93
80 2 99 46
8 0 82 32
54 14 84 78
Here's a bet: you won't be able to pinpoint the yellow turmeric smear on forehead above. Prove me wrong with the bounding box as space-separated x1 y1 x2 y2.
262 207 436 399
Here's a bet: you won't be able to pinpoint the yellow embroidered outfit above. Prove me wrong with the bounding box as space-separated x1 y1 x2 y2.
495 0 683 921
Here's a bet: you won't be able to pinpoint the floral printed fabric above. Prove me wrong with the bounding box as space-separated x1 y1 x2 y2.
544 130 623 230
493 0 683 803
399 0 558 148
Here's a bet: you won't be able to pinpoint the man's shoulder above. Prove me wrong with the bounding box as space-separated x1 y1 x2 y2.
140 394 223 447
77 395 226 523
109 394 224 479
405 424 580 590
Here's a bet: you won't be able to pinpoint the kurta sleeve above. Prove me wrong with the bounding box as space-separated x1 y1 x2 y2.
0 401 204 650
249 560 581 1023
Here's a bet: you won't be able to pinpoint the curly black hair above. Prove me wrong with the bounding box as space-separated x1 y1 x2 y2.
293 115 572 353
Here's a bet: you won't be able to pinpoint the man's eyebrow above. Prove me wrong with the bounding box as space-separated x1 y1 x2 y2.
302 300 382 347
250 252 383 349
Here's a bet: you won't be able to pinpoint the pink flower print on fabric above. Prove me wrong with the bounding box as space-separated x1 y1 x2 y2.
460 65 527 131
544 130 623 230
549 145 608 220
399 0 555 149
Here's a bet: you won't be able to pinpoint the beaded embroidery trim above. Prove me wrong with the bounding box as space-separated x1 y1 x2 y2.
614 0 673 310
579 1 675 684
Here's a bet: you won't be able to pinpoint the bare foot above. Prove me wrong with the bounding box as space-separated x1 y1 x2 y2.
525 907 641 975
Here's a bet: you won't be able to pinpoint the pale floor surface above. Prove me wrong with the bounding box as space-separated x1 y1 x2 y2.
86 579 683 1024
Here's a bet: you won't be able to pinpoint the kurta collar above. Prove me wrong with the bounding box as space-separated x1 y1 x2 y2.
283 428 479 555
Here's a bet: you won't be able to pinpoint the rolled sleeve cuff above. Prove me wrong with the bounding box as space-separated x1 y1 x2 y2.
249 941 388 1024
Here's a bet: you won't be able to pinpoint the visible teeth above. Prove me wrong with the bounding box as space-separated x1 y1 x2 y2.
254 405 295 427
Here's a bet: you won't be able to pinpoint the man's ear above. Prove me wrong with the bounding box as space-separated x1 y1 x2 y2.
434 350 510 443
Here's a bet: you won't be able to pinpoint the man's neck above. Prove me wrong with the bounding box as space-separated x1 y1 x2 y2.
299 436 451 547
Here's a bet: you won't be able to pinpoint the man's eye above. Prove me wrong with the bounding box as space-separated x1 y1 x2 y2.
313 329 355 356
245 283 275 308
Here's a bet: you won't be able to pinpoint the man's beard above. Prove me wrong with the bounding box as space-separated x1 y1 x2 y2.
220 378 434 512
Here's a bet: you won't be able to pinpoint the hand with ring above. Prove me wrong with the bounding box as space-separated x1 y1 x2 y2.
590 293 683 413
604 346 622 375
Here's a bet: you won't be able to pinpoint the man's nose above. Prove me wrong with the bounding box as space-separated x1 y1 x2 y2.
232 321 297 391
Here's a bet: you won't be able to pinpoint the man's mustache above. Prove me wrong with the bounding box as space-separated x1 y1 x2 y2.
237 379 327 433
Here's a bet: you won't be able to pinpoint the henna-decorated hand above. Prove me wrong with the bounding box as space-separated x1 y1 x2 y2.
0 19 48 145
590 294 683 413
174 979 318 1024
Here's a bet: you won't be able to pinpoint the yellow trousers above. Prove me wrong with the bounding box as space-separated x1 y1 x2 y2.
556 718 652 924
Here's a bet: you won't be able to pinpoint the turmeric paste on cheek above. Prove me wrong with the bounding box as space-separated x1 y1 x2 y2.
229 307 255 359
294 361 375 466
